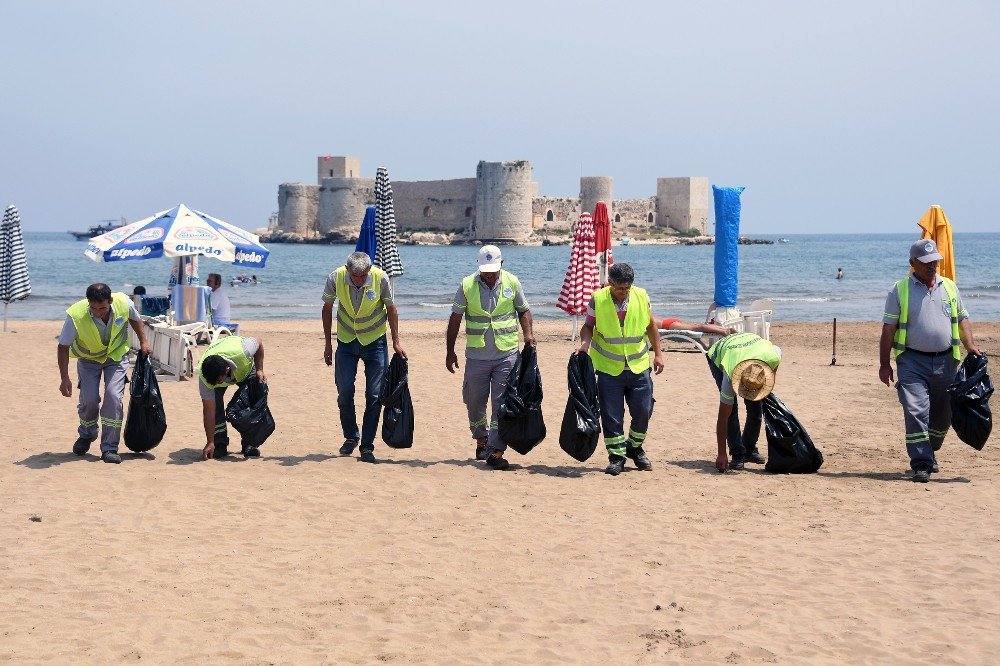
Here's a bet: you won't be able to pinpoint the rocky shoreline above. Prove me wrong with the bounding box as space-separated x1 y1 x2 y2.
259 229 774 247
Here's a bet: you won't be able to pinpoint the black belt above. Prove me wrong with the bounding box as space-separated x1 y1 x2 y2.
905 347 951 357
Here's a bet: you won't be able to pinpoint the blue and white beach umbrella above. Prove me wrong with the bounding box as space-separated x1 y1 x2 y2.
85 204 269 268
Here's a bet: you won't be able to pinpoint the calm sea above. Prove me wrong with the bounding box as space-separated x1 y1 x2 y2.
10 232 1000 323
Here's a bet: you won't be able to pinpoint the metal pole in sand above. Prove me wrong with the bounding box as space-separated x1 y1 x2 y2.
830 317 837 366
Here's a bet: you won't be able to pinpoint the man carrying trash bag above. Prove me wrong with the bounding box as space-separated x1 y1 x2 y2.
879 239 982 482
57 283 152 464
706 332 781 472
197 335 266 459
446 245 535 471
575 263 664 476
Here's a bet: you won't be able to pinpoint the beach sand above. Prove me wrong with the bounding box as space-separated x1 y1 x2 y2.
1 320 998 664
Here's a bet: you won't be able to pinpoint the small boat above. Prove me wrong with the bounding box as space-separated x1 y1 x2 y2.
777 237 790 244
69 218 126 240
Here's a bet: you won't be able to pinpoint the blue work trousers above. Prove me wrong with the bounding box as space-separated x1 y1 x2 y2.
335 336 388 452
707 356 762 464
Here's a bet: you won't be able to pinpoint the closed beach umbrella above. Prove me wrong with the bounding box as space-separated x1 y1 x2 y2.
0 205 31 332
556 213 599 340
592 201 614 286
85 203 269 268
918 205 955 281
374 167 404 280
355 206 377 261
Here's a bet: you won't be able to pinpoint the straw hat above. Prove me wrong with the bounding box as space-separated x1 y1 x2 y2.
731 359 776 401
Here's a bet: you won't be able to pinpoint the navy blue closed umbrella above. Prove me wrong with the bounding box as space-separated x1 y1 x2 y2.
355 206 377 261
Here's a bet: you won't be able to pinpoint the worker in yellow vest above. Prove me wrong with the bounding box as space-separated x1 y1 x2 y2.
446 245 535 470
575 263 664 476
706 332 781 472
57 283 152 464
880 239 981 482
197 335 266 459
322 251 406 464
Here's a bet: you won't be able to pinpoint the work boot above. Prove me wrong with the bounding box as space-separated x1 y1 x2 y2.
475 439 488 461
729 459 745 471
626 447 653 471
912 467 931 483
360 450 378 464
242 445 261 458
745 451 766 465
213 445 229 458
101 451 122 464
339 438 359 456
485 451 510 470
931 462 940 474
72 437 94 456
605 455 627 476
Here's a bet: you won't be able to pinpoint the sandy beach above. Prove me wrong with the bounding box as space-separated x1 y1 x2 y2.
2 320 998 664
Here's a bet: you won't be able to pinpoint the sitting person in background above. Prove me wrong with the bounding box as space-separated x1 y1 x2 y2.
661 317 735 336
207 272 233 327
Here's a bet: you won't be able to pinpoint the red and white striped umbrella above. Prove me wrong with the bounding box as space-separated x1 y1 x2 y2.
556 213 599 316
592 201 614 286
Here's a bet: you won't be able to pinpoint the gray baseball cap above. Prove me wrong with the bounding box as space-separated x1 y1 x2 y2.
910 238 943 263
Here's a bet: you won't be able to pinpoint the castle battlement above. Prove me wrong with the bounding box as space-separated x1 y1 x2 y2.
273 157 708 242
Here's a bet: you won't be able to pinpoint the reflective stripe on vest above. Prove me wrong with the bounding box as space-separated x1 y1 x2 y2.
197 335 254 390
893 277 961 361
589 286 652 376
462 271 520 351
707 332 781 378
66 293 131 364
335 266 388 346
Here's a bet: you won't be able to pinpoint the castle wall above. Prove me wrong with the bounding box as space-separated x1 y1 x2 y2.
656 177 709 233
475 161 533 241
318 177 376 234
613 198 656 231
392 178 477 232
532 197 580 230
277 183 319 237
579 176 613 220
317 156 361 182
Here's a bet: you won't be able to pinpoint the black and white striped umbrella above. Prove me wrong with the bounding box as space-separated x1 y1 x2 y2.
373 167 404 279
0 205 31 331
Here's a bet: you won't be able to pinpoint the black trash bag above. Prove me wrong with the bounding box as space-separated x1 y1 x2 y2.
123 352 167 452
498 344 546 455
225 374 275 449
948 353 993 450
762 394 824 473
380 352 414 449
559 352 601 462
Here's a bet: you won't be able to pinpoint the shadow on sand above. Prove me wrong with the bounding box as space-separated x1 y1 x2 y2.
15 451 155 469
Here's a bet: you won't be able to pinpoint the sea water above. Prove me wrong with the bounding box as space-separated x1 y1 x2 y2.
12 232 1000 323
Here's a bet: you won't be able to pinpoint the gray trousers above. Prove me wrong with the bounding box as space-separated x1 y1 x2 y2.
896 351 960 471
462 354 517 453
77 357 129 454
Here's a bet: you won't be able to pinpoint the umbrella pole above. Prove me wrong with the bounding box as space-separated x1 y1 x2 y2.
571 315 577 341
3 302 7 332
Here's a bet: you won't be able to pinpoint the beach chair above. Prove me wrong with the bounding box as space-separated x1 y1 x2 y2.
658 328 707 352
702 299 776 347
128 317 196 381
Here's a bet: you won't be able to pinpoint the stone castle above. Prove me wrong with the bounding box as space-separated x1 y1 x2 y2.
272 156 709 243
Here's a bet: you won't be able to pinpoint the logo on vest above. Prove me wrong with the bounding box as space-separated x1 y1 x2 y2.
502 287 514 298
365 289 376 301
114 316 125 327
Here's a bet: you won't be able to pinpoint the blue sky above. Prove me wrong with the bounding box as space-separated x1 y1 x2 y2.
2 0 997 233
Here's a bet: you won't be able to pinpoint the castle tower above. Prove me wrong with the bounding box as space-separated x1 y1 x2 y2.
277 183 319 237
318 177 376 234
317 156 361 183
579 176 613 219
474 161 534 242
656 177 710 234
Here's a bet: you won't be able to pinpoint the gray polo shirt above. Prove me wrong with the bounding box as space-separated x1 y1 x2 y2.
883 276 968 353
58 300 141 346
452 272 529 360
322 270 393 311
199 336 260 400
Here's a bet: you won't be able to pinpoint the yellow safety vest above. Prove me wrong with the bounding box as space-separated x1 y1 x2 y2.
66 293 131 364
197 335 254 390
462 271 520 351
335 266 388 346
707 332 781 378
589 286 652 376
891 277 961 361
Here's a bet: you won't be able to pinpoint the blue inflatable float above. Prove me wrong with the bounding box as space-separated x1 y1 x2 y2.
712 185 745 308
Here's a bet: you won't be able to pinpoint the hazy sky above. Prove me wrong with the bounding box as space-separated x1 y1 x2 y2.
2 1 998 233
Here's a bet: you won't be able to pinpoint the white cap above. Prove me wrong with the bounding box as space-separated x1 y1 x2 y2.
477 245 502 272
